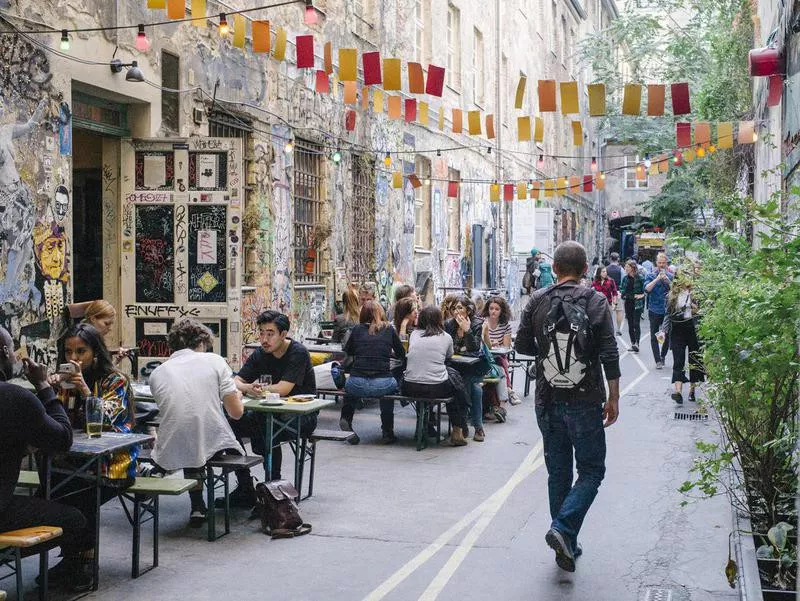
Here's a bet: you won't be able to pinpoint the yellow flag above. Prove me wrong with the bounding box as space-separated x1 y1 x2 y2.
233 14 245 48
717 122 733 149
684 148 696 162
560 82 579 114
191 0 206 26
515 76 527 109
517 182 528 200
148 0 166 7
557 177 568 196
544 179 555 197
518 116 531 142
438 107 444 130
489 184 500 202
588 83 606 116
338 49 358 81
419 101 429 125
622 83 642 115
534 117 544 143
649 161 659 176
274 28 287 61
392 171 403 189
468 110 481 135
571 121 583 146
383 58 402 90
373 90 384 113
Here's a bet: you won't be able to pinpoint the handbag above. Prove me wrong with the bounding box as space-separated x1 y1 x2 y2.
254 480 312 539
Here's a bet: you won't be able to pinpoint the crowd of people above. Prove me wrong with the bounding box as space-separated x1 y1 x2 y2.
0 239 708 590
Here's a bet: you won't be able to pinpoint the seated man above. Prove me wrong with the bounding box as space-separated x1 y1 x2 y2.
148 319 245 526
0 327 92 593
225 310 317 508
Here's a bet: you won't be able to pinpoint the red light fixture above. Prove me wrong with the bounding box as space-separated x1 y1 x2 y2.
135 24 150 52
304 0 318 25
537 155 544 170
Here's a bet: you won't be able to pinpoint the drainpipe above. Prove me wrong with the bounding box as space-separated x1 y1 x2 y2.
495 0 503 288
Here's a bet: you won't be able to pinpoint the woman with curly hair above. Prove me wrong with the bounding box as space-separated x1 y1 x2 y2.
481 296 520 407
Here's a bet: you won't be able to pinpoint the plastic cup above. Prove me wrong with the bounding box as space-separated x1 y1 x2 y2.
85 397 103 438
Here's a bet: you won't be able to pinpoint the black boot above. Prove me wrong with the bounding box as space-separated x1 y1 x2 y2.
215 470 256 508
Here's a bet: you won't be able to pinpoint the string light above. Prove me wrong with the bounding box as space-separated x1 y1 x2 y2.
590 157 598 173
708 144 717 153
752 131 758 143
135 24 150 52
537 155 545 170
599 172 606 181
219 13 229 36
644 154 651 169
331 148 342 163
696 146 706 158
283 140 294 153
673 151 683 166
383 152 392 167
436 149 441 157
59 29 70 51
304 0 318 25
527 180 534 191
487 147 492 154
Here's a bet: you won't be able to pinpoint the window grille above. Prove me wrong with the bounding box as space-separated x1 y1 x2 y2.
350 156 375 280
294 139 323 283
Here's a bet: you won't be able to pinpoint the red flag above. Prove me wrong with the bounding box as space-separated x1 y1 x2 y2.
676 122 692 147
447 180 459 198
314 70 330 93
404 99 417 122
503 183 514 201
671 83 691 115
295 35 314 69
583 175 593 192
426 65 445 97
362 51 382 86
767 74 783 107
345 109 356 131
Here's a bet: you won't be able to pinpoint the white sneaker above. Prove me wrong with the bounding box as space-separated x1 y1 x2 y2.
508 390 522 405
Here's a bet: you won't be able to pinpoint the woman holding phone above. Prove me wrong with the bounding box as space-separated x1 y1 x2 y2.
44 323 137 590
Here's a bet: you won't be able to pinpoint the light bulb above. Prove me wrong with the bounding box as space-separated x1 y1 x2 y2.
436 149 441 157
527 180 534 191
219 13 229 36
673 151 683 166
423 178 430 186
383 152 391 167
60 30 70 51
537 155 545 170
304 1 318 25
590 157 598 173
644 155 651 169
332 149 342 163
135 24 150 52
709 145 717 153
599 172 606 181
284 140 294 154
696 146 706 158
752 131 758 143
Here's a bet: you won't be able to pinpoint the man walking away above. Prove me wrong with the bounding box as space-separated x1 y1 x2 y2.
515 241 620 573
522 248 542 295
606 252 624 335
644 252 673 369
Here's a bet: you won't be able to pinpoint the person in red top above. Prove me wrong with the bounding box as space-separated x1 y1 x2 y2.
591 266 618 306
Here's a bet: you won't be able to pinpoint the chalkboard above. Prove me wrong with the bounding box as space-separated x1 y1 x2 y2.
135 319 173 358
135 205 175 303
187 205 227 302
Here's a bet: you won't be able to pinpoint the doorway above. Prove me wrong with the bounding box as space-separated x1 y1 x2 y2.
72 129 104 303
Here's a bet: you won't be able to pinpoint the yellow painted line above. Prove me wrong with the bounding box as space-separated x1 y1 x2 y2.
362 438 544 601
417 454 546 601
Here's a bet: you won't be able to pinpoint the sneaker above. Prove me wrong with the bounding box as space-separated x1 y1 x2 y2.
671 392 683 404
473 428 485 442
631 344 639 353
65 560 94 593
545 528 576 573
214 484 256 509
656 361 664 370
689 390 697 403
508 390 522 406
378 431 397 445
339 418 360 445
493 406 507 423
189 508 207 528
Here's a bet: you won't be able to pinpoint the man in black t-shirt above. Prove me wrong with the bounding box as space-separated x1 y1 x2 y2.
223 310 317 508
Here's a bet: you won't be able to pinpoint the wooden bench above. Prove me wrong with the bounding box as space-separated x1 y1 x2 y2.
382 395 455 451
0 525 62 601
289 429 356 500
317 388 346 401
204 455 262 541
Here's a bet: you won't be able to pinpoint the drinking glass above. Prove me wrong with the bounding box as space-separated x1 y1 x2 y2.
259 375 272 397
85 397 103 438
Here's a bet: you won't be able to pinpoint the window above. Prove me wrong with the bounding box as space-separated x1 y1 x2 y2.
414 0 431 64
414 156 432 249
293 139 324 282
350 156 375 280
446 4 461 89
161 51 179 134
447 168 461 252
473 28 485 106
625 155 649 189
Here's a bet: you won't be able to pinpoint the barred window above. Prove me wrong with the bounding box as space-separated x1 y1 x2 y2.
350 156 375 281
414 155 431 249
294 139 324 283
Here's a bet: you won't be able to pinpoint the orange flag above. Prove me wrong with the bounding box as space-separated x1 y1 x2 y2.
531 181 541 200
569 176 581 193
408 62 425 94
388 95 402 119
324 42 333 74
343 81 357 104
738 121 756 144
486 114 495 139
694 122 711 146
538 80 557 112
452 109 463 133
252 21 270 53
167 0 185 18
647 85 665 116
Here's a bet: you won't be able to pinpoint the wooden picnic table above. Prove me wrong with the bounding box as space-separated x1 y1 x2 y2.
304 342 344 354
42 431 153 591
242 398 335 494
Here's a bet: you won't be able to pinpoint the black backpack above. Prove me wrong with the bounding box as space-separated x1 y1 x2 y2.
539 288 595 389
255 480 312 539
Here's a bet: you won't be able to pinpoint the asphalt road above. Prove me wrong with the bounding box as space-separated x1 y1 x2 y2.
15 328 738 601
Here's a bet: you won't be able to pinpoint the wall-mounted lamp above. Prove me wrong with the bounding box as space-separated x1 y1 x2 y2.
110 59 145 82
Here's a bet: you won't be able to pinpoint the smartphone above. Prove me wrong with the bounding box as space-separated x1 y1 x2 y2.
59 362 78 389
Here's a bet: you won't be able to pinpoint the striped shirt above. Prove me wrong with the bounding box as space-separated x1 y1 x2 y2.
486 321 512 346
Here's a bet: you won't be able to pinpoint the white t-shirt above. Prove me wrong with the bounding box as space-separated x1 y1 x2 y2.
404 330 453 384
149 349 244 470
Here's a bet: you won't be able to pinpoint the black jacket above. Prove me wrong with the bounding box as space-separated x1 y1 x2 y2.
515 281 621 405
343 324 406 378
444 316 482 353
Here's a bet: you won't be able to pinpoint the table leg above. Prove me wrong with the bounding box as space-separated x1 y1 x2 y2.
92 463 101 591
415 402 424 451
293 416 301 495
265 414 274 482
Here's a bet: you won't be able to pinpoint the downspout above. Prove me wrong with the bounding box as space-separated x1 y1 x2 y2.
495 0 503 288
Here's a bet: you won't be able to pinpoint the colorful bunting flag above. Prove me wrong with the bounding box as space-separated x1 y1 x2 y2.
167 0 185 19
486 114 495 139
392 171 403 188
324 42 333 74
452 109 463 134
408 63 425 94
296 35 314 68
405 99 417 122
671 82 691 115
388 95 402 119
345 110 356 131
583 175 593 192
544 179 555 197
363 52 382 85
408 174 422 189
468 110 481 135
343 80 357 104
191 0 206 26
571 121 583 146
717 122 733 149
588 84 606 116
252 21 270 52
315 70 330 93
361 88 369 110
438 107 444 130
274 28 286 61
148 0 166 8
676 122 692 147
419 101 429 125
560 82 579 114
515 76 527 109
383 58 402 90
426 65 445 97
447 180 459 198
233 14 245 48
489 184 500 202
596 174 605 190
518 116 531 142
503 184 514 201
556 177 568 196
767 74 783 107
657 155 669 173
534 117 544 143
339 49 358 81
538 80 557 112
647 84 665 116
622 83 641 115
531 181 541 199
517 182 527 200
373 90 384 113
737 120 755 144
569 176 581 193
694 122 711 146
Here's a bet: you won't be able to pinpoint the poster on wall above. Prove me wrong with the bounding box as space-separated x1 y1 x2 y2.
135 205 175 303
189 152 228 191
188 205 227 302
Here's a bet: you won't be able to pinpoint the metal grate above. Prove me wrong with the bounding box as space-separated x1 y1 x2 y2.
644 588 673 601
673 410 709 421
208 111 253 138
350 156 375 281
293 139 323 283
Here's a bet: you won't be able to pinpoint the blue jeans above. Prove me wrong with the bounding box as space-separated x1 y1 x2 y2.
464 376 483 428
342 376 399 432
535 401 606 553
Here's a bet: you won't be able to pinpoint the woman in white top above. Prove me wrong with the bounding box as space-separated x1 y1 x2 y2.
149 319 244 526
663 272 704 404
403 306 469 446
